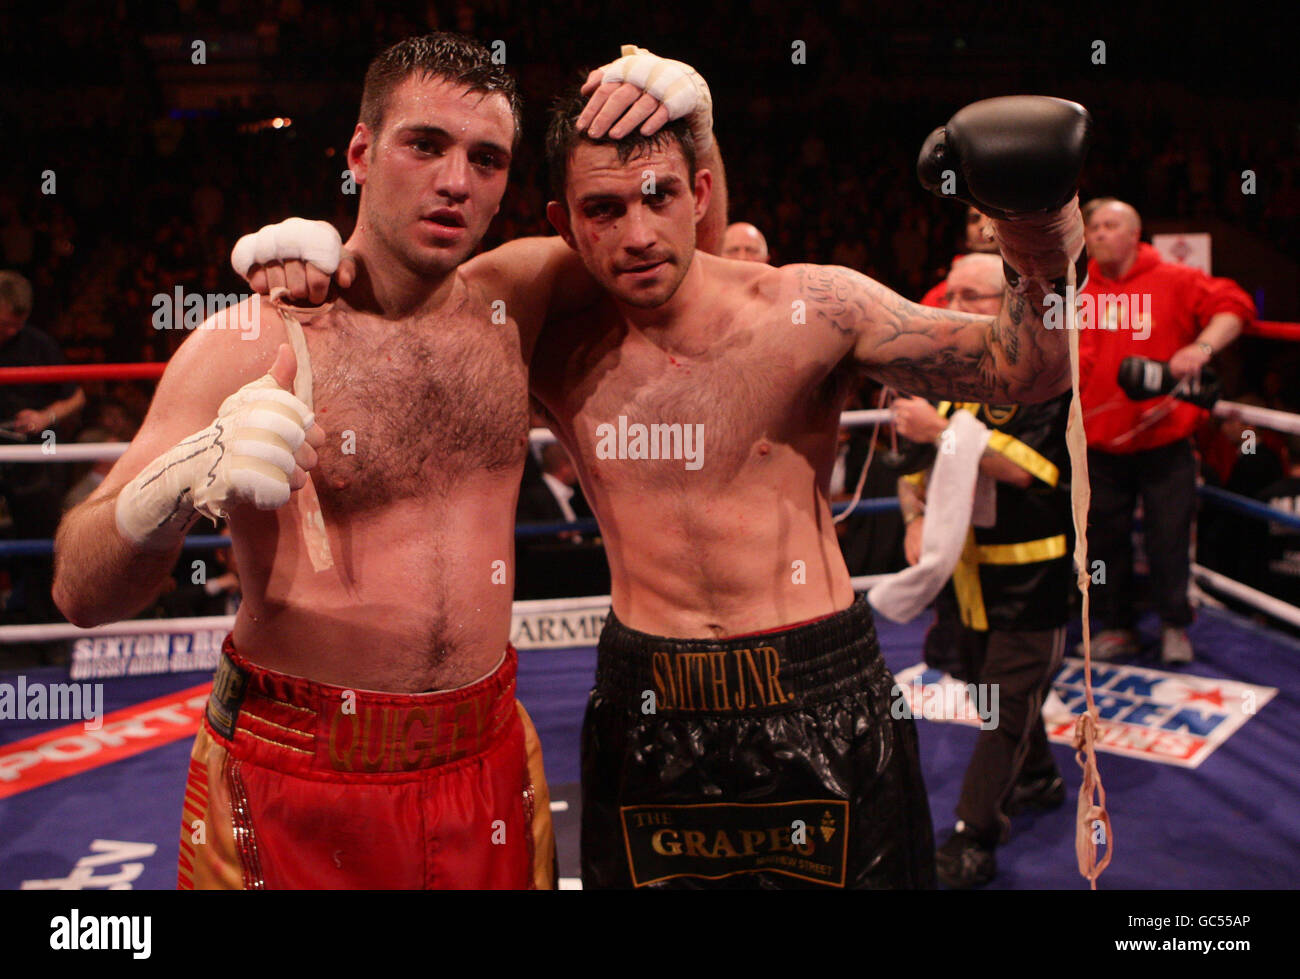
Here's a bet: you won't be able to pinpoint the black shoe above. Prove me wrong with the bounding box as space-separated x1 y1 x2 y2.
935 824 996 889
1007 771 1066 815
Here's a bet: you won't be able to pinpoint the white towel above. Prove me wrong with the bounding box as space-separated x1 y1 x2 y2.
869 410 991 623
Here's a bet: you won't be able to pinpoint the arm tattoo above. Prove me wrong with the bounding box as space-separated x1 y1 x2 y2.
855 273 1067 403
796 266 867 337
1003 297 1023 365
1009 293 1026 326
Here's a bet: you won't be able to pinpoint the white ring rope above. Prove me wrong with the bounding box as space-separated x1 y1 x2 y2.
1191 563 1300 629
4 386 1298 639
3 402 1293 465
1 412 895 463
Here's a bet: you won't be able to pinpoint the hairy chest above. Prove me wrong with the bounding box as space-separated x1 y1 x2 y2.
302 309 529 511
540 314 841 488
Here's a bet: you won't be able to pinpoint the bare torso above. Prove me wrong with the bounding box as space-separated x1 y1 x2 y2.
230 275 531 690
531 257 857 638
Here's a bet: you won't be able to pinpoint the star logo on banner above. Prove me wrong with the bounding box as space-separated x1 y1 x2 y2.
1177 685 1226 708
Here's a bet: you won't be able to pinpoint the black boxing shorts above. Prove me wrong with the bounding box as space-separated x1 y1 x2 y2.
580 595 936 888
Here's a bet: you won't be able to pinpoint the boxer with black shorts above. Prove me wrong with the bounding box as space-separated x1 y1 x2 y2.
533 75 1089 888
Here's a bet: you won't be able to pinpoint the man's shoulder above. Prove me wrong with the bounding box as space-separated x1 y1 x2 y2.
1140 248 1208 286
3 324 63 362
1151 258 1206 280
160 295 290 388
706 256 800 302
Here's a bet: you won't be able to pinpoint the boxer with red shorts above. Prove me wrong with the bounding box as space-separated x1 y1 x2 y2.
179 641 551 889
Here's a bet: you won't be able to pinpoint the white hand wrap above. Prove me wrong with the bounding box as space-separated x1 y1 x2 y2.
231 218 342 280
993 197 1085 289
115 375 314 549
601 45 714 152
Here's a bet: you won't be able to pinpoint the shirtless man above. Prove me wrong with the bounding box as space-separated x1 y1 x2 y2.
250 73 1088 887
537 88 1085 888
51 35 717 890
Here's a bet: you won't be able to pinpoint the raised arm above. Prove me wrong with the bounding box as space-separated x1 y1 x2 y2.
576 45 726 253
692 140 727 254
797 95 1089 403
794 255 1069 403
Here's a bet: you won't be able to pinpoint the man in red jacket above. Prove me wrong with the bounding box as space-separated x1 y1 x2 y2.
1078 198 1255 663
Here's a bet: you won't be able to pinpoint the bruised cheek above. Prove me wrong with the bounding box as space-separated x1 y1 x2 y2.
582 226 612 270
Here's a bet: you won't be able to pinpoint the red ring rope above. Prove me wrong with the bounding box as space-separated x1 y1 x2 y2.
1 321 1294 387
1247 320 1300 342
0 363 166 385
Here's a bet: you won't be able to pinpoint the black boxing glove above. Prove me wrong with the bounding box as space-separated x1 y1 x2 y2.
917 96 1091 220
1118 356 1221 409
918 96 1091 292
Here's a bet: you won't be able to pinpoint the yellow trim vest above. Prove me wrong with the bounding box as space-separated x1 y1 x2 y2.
922 397 1074 631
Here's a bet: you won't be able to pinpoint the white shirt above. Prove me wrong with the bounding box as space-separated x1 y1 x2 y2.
541 472 577 524
830 442 850 498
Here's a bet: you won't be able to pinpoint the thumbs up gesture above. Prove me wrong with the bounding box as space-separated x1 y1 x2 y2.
116 345 326 548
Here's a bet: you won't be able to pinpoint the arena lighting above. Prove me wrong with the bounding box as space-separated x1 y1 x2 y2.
237 116 294 134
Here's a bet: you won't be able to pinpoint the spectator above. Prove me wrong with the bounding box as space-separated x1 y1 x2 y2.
1078 198 1256 664
518 441 591 534
0 270 85 627
919 206 999 308
720 221 770 263
892 253 1073 888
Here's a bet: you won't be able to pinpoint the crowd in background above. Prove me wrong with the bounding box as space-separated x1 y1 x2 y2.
2 1 1299 641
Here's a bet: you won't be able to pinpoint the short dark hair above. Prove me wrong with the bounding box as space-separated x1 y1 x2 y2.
360 33 523 146
545 88 696 204
541 441 571 472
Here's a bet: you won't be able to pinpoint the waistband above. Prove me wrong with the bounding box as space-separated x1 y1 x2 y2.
595 594 882 714
206 636 518 778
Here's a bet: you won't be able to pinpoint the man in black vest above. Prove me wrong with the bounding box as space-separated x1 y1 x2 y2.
894 254 1072 889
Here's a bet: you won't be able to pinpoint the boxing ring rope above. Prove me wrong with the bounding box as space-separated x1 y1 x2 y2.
1191 563 1300 630
3 401 1296 462
0 314 1294 386
5 356 1300 637
1247 320 1300 342
0 363 166 384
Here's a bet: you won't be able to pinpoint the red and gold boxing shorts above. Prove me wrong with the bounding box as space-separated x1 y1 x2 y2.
177 637 554 889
